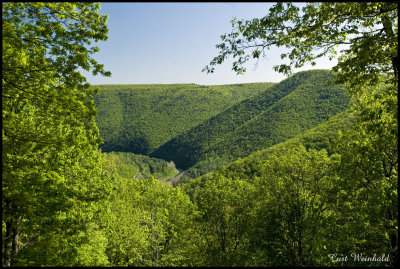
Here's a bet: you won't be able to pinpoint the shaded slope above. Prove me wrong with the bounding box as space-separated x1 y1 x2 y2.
180 109 355 189
209 109 355 181
151 70 349 168
94 83 274 154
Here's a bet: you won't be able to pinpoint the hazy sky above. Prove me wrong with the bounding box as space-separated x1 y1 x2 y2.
83 2 339 85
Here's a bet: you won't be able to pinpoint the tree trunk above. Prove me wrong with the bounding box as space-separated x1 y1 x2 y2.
2 215 21 267
3 220 13 267
380 12 398 80
11 216 21 265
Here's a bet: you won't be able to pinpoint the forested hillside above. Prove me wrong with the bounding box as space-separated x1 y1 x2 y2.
94 83 274 154
103 152 179 181
178 109 355 184
151 70 349 168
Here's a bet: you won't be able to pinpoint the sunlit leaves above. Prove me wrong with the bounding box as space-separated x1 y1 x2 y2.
247 146 340 266
104 175 198 266
196 175 256 266
331 85 398 262
203 2 397 94
2 2 111 266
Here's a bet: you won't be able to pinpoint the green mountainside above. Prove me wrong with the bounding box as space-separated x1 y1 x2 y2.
151 70 350 169
181 109 355 190
94 83 274 154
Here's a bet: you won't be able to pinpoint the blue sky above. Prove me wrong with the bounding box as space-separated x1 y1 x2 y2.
83 2 338 85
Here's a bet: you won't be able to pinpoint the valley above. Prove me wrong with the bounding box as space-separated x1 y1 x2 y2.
94 82 274 154
95 69 350 184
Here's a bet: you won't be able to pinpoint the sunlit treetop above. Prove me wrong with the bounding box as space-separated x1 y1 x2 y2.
203 2 398 92
2 2 111 97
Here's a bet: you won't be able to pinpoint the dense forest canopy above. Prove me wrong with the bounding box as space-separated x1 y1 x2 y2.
2 2 112 266
151 69 349 169
180 109 356 186
93 82 273 154
102 152 179 181
2 2 398 267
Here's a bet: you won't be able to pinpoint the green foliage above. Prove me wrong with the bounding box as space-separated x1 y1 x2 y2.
2 2 112 266
153 70 349 169
180 108 352 196
328 84 398 265
102 151 179 181
94 82 274 154
203 2 398 91
185 136 397 266
246 146 341 266
104 174 201 266
184 146 342 266
178 107 352 185
178 155 235 185
103 174 150 266
181 84 396 266
75 223 110 266
195 175 256 266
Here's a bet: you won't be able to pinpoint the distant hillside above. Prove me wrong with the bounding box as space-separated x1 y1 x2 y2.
180 109 355 190
102 152 179 181
94 83 274 154
151 70 350 168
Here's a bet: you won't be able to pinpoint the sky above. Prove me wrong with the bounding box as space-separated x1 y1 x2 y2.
83 2 339 86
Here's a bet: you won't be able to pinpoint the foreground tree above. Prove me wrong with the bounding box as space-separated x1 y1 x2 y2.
203 2 397 91
196 175 256 266
330 84 398 265
2 2 112 266
248 146 340 266
104 175 200 267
